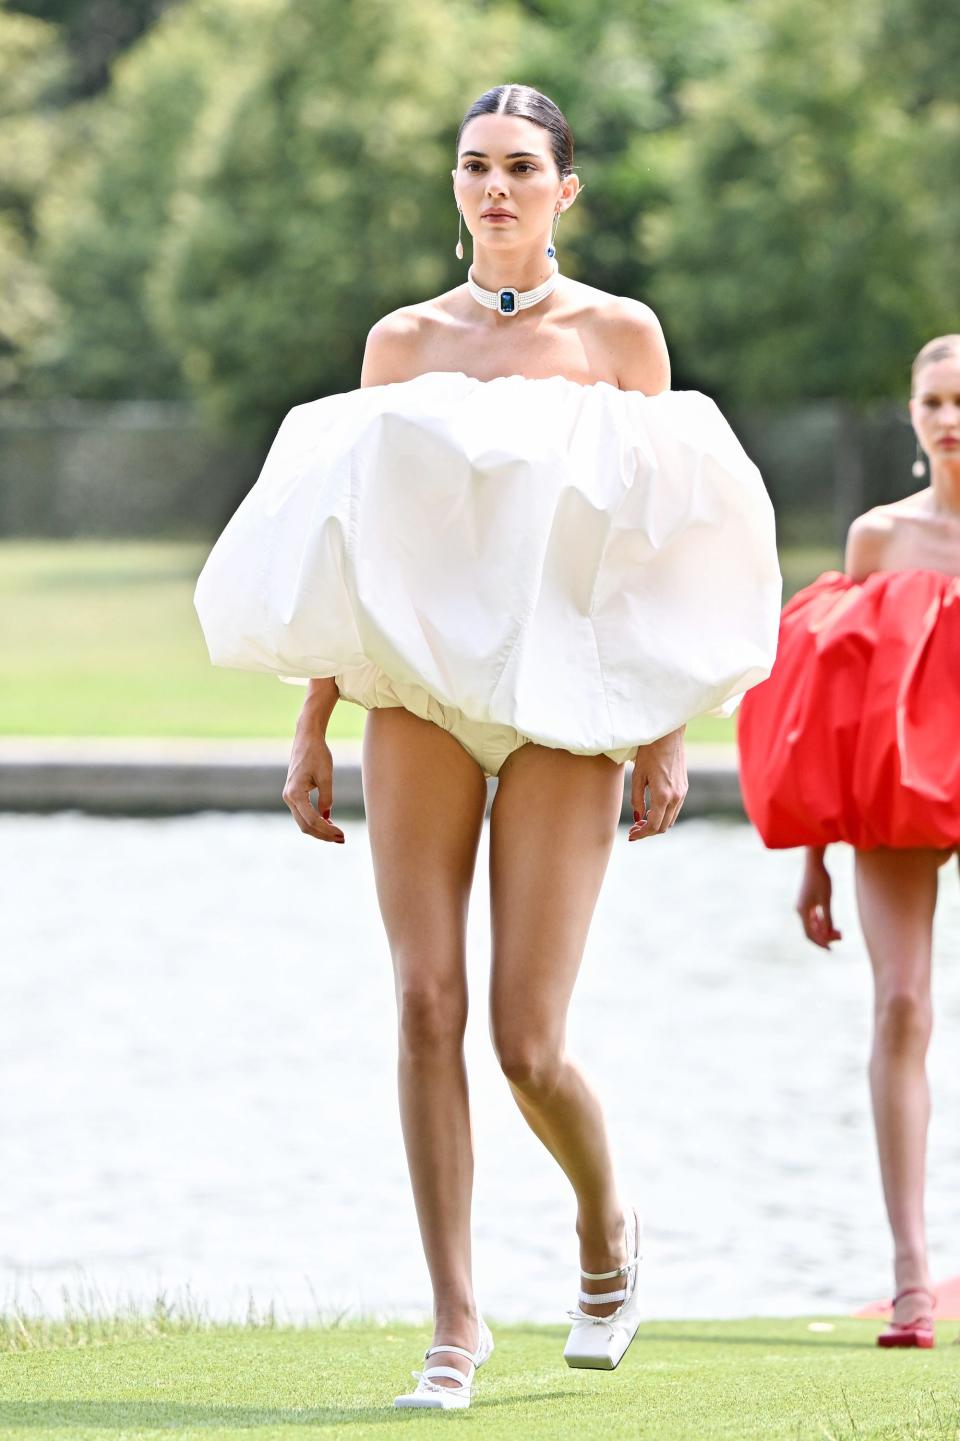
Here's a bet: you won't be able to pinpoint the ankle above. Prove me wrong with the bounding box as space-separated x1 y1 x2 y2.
893 1250 930 1287
576 1206 627 1266
432 1299 479 1341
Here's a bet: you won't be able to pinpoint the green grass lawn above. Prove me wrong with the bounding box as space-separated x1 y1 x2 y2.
1 541 841 741
1 1318 957 1440
0 541 354 739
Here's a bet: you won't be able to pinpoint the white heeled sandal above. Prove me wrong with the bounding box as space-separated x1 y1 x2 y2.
563 1206 643 1370
394 1315 494 1410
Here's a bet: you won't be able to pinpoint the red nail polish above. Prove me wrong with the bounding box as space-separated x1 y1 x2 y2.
322 808 330 819
633 809 640 822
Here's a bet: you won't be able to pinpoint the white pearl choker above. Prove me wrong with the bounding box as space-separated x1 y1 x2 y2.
467 260 559 317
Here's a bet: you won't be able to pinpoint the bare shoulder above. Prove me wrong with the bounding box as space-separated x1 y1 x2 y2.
576 286 670 395
845 506 895 580
361 302 440 387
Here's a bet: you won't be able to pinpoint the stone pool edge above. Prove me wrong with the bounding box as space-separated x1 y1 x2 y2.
0 738 744 820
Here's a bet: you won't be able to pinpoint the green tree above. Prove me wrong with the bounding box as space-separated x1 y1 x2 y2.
0 8 67 394
31 0 275 399
5 0 181 98
642 0 957 401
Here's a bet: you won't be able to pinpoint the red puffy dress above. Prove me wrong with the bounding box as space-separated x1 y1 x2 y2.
737 569 960 850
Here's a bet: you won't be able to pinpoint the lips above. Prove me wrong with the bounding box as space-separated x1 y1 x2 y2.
481 210 516 219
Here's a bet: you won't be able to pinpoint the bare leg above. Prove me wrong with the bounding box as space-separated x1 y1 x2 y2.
854 846 945 1325
488 744 629 1314
362 707 487 1379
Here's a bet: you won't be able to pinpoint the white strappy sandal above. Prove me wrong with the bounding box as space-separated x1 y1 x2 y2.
563 1206 643 1370
394 1315 494 1410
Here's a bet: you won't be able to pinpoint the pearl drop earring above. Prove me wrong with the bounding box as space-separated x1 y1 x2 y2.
455 207 464 262
912 441 926 479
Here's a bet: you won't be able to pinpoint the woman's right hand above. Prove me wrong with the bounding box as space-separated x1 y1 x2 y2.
796 847 841 948
282 681 345 843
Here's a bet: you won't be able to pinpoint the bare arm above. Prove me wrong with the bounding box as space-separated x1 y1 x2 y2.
284 311 423 840
797 844 842 949
607 299 685 837
283 677 344 842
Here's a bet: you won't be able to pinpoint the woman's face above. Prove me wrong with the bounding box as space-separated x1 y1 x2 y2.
911 355 960 464
452 113 577 253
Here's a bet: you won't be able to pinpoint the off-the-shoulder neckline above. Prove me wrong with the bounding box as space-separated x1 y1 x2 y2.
382 369 630 395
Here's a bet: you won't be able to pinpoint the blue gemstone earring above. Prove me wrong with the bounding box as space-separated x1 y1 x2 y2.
546 209 560 259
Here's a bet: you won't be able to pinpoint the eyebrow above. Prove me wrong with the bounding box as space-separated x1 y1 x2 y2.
460 150 541 160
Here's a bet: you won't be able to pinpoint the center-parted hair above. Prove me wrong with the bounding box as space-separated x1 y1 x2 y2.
457 85 575 179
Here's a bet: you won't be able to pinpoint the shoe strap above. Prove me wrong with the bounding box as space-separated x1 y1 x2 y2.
578 1287 626 1306
425 1344 478 1364
892 1286 936 1309
421 1365 471 1388
580 1252 640 1282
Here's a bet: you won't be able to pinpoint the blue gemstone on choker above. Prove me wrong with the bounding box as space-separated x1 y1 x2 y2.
497 288 518 315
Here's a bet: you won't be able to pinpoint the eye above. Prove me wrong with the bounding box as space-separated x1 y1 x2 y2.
463 162 484 172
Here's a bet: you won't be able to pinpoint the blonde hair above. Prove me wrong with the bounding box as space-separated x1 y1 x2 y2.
912 334 960 391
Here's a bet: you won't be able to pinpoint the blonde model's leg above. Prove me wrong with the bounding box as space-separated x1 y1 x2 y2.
488 744 629 1311
362 707 488 1379
854 846 945 1326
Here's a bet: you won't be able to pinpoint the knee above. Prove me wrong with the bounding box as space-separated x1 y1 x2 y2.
875 990 932 1056
492 1025 564 1099
397 983 467 1055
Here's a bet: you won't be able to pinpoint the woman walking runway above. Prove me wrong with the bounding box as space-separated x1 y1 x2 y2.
739 334 960 1349
197 84 780 1405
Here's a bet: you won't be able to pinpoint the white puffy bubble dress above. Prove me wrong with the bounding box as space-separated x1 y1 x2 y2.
195 370 782 775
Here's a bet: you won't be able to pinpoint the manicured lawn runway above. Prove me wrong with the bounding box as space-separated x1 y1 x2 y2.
2 540 840 741
2 1320 958 1441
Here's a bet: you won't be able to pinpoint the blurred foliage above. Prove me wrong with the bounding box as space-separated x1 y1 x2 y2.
4 0 181 98
29 0 278 400
0 8 67 395
2 0 956 434
642 0 960 401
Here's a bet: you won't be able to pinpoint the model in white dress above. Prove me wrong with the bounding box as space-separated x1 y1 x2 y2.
195 87 781 1406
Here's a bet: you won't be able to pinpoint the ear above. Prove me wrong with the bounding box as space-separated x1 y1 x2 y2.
558 172 581 212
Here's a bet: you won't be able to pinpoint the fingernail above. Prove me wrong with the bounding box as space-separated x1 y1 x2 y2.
322 808 330 819
633 809 640 822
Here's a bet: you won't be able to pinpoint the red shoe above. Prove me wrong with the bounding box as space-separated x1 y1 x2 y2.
876 1287 936 1348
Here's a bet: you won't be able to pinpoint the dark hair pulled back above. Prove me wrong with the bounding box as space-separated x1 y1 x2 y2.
456 84 574 179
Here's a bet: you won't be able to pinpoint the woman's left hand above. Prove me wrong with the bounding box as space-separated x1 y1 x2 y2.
629 726 688 840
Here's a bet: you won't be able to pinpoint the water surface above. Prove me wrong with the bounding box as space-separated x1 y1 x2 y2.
3 813 959 1323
